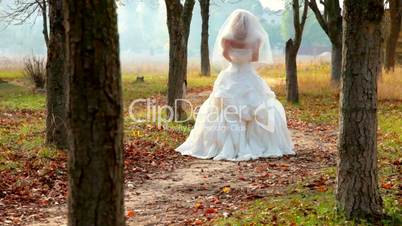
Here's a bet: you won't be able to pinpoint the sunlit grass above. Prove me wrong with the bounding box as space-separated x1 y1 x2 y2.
214 190 401 226
0 82 45 110
0 70 23 80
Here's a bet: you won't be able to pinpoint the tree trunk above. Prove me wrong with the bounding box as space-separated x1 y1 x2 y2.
285 0 307 103
384 0 402 71
200 0 211 76
41 0 49 48
64 0 124 225
165 0 195 121
308 0 342 83
337 0 384 220
331 43 342 82
285 39 299 103
46 0 67 149
167 28 187 121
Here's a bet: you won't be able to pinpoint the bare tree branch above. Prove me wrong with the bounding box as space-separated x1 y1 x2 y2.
308 0 330 35
0 1 42 26
1 0 49 48
293 0 308 50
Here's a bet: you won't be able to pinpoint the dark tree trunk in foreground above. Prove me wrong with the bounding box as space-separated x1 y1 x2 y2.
308 0 342 83
64 0 124 225
165 0 195 121
384 0 402 71
337 0 384 219
199 0 211 76
46 0 67 149
285 0 308 103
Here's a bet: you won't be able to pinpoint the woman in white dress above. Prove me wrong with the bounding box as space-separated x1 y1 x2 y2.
176 9 294 161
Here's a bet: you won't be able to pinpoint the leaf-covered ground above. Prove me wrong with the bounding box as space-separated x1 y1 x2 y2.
0 65 401 225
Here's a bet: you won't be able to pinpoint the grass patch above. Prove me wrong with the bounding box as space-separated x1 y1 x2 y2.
0 70 23 80
122 72 216 107
214 190 401 226
0 81 45 110
37 147 59 159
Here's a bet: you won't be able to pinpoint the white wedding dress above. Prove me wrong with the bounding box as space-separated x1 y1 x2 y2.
176 48 294 161
176 9 294 161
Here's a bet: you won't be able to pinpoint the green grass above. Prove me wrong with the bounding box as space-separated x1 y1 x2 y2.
214 190 401 226
0 70 23 80
122 72 216 107
122 73 168 103
0 82 45 110
0 118 47 171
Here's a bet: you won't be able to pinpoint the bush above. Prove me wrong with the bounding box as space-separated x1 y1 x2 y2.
23 56 46 89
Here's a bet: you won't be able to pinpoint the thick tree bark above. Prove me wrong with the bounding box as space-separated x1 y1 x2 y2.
384 0 402 71
285 0 308 103
199 0 211 76
165 0 195 121
64 0 124 225
46 0 67 149
285 40 299 103
308 0 342 83
337 0 384 219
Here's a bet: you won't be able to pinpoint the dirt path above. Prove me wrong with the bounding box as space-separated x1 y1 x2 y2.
29 128 337 226
26 89 338 225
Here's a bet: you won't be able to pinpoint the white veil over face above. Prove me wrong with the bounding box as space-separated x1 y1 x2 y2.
212 9 274 67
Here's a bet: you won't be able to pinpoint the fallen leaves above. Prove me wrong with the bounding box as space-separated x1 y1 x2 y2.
126 210 136 218
193 219 203 225
304 175 331 193
124 137 189 182
381 182 394 190
393 158 401 166
222 186 231 194
194 201 203 209
205 207 217 214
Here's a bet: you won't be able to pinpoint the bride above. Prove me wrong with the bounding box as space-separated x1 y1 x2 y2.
176 9 294 161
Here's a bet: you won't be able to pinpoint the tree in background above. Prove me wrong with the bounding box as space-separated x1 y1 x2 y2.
384 0 402 71
1 0 49 48
1 0 69 148
165 0 195 121
308 0 342 83
337 0 384 219
46 0 67 149
199 0 211 76
285 0 308 103
64 0 124 224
